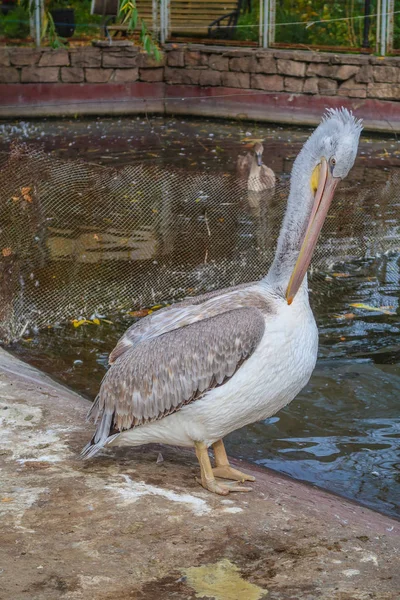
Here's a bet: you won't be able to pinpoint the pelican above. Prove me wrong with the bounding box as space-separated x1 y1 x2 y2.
237 142 276 191
82 109 362 495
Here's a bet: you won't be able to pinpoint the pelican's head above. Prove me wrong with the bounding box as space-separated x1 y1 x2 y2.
286 108 363 304
254 142 264 167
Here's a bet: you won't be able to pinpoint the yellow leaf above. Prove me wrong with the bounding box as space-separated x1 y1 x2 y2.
332 273 350 278
72 319 89 328
101 319 113 324
92 318 100 325
350 303 395 315
151 304 162 310
12 196 20 202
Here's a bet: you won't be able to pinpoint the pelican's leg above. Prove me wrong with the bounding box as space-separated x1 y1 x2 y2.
194 441 252 495
212 439 256 483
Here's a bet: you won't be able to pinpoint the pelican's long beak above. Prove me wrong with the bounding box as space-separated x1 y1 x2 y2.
286 158 340 305
256 153 262 167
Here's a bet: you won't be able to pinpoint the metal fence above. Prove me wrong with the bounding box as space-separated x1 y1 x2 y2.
1 1 398 55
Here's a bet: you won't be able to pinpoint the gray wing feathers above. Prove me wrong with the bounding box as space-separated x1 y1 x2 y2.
108 282 257 364
82 307 265 457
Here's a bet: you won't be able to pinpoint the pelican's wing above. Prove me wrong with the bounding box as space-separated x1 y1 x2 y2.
260 165 276 189
82 307 265 457
108 282 256 364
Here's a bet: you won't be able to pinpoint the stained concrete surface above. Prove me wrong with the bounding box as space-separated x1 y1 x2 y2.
0 347 398 600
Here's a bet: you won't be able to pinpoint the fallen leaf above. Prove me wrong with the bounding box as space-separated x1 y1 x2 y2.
340 336 346 341
332 273 350 278
92 318 100 325
350 303 395 315
128 309 150 318
2 247 12 257
93 234 99 241
12 196 20 202
71 318 91 328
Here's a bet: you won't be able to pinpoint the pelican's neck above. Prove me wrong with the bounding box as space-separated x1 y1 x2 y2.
265 152 314 295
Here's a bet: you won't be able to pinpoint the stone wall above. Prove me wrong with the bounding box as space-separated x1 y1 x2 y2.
1 45 400 101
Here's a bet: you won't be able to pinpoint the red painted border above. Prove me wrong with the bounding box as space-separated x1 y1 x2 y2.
0 82 400 132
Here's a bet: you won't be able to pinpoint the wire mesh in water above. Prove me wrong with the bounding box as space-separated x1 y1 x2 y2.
0 142 399 342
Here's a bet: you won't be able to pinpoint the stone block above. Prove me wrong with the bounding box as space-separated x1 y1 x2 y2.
372 66 398 83
318 78 337 95
70 48 101 68
167 50 185 67
9 49 41 66
277 59 306 77
85 68 114 83
39 50 69 67
306 63 334 78
103 51 138 68
253 55 276 74
61 67 84 83
20 67 59 83
139 68 164 82
251 74 283 92
0 67 19 83
367 83 400 100
0 50 10 67
274 49 330 62
356 65 373 83
221 71 250 88
331 54 369 65
284 77 304 93
338 78 367 98
199 70 221 86
137 52 165 68
208 54 229 71
303 77 319 94
111 68 139 83
334 65 359 80
165 67 200 85
185 51 208 67
230 56 254 72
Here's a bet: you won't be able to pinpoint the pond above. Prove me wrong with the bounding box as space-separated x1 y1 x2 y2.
1 116 399 518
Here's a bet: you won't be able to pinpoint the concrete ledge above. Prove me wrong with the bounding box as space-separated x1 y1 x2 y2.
1 82 400 132
0 348 398 599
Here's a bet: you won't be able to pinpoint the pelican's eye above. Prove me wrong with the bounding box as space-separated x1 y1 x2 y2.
330 157 336 167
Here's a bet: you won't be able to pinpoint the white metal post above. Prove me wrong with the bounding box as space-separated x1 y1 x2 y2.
386 0 394 54
380 0 388 55
164 0 170 42
262 0 269 48
268 0 275 46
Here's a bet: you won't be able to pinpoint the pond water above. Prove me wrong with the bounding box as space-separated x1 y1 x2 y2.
1 116 399 518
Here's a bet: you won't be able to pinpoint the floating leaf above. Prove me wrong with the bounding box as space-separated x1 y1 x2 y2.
332 273 350 278
350 303 396 315
128 309 150 318
12 196 19 202
92 318 100 325
2 247 12 257
71 318 91 328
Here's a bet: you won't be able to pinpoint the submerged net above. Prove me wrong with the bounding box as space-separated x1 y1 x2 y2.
0 142 399 343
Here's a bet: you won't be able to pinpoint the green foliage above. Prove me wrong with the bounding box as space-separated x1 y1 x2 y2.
0 4 30 39
236 0 378 49
118 0 162 61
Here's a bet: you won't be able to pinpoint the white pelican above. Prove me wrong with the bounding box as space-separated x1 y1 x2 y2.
82 109 362 495
237 142 276 191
